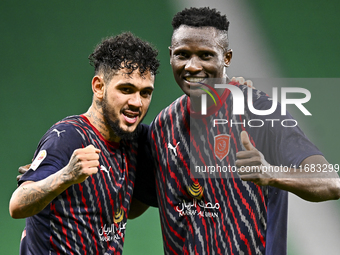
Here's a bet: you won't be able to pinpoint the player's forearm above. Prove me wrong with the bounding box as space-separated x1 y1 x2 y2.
9 169 72 219
270 175 340 202
269 155 340 202
238 153 340 201
10 145 100 218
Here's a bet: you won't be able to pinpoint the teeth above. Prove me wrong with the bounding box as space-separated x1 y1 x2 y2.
186 77 205 83
124 112 137 118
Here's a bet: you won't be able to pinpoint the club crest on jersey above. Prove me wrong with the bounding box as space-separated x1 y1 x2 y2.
214 134 230 162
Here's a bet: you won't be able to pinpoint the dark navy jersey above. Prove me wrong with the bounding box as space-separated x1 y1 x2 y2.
19 115 150 255
147 84 322 255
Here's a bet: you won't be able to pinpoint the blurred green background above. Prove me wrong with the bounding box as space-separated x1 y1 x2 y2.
1 0 339 254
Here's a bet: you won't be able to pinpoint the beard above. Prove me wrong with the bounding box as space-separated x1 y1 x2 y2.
101 95 142 141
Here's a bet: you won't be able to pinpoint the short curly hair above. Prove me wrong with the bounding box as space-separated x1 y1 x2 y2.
171 7 230 50
89 32 160 82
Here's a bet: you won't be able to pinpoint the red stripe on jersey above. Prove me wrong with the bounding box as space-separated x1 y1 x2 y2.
203 114 241 255
50 203 74 255
221 104 266 248
65 189 87 254
154 175 180 255
69 122 116 213
78 183 100 255
202 118 235 254
231 175 265 249
70 122 115 248
164 103 187 195
152 130 186 244
50 235 60 255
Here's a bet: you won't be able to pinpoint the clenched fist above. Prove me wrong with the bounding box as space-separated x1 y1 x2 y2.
62 145 101 185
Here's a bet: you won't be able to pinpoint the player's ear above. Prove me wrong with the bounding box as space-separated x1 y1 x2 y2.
92 75 105 99
224 49 232 67
169 46 173 65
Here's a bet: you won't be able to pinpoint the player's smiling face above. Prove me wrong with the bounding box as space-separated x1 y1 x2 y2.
169 25 232 97
101 68 154 139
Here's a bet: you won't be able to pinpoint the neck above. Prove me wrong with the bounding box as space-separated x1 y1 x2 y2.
84 104 121 143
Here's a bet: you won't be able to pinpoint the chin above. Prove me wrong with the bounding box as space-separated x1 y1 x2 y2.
125 125 138 133
108 119 139 141
119 122 137 132
188 89 205 98
118 127 138 140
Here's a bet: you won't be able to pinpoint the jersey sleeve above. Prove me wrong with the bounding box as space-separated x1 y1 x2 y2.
18 122 84 185
132 124 158 207
247 87 323 167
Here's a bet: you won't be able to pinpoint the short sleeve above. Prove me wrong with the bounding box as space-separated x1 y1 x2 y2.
18 122 84 186
247 88 323 167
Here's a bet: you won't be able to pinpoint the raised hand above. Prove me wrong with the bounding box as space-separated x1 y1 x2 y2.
231 76 255 89
235 131 271 186
62 145 101 185
10 145 101 218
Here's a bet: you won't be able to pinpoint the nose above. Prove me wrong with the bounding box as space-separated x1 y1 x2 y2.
184 56 203 73
128 93 143 108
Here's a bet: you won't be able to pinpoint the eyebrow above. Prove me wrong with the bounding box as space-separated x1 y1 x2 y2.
172 44 217 51
172 47 217 55
116 83 154 91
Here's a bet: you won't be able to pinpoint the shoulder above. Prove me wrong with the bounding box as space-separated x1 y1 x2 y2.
38 115 89 153
52 115 87 131
151 95 187 128
158 95 187 118
19 115 86 184
239 85 273 110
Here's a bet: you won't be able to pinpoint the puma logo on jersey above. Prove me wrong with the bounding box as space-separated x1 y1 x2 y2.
52 129 66 137
168 142 180 156
100 165 111 174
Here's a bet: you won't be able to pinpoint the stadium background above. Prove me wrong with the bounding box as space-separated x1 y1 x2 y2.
1 0 339 254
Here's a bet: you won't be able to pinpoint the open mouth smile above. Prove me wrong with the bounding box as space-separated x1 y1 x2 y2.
122 110 139 124
184 77 206 83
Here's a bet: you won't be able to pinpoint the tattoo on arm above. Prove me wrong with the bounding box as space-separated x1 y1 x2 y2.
14 171 69 217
